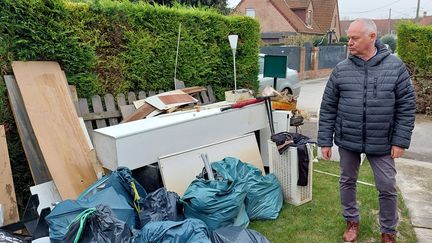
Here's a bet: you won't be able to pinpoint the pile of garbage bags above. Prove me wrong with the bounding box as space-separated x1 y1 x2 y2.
44 160 280 243
183 157 283 230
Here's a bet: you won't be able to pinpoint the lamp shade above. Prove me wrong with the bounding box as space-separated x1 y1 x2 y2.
228 35 238 50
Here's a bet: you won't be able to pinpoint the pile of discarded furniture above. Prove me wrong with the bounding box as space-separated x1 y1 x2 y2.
0 61 314 242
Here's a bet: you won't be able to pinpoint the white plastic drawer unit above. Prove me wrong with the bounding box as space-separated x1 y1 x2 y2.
93 102 269 171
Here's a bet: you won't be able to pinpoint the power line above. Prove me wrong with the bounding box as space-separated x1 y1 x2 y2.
344 0 402 14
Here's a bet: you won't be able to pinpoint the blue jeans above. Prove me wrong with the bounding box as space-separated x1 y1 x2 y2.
339 147 398 234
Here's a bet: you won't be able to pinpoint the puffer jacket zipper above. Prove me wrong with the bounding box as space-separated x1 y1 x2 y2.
362 65 368 152
373 77 378 98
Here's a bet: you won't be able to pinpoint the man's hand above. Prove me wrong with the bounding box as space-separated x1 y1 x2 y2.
391 145 405 159
321 147 332 160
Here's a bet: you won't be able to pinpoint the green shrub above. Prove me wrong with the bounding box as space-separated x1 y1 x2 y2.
0 0 260 213
380 34 396 53
339 36 348 43
397 22 432 114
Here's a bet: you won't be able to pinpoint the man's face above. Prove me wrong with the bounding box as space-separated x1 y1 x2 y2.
347 22 376 57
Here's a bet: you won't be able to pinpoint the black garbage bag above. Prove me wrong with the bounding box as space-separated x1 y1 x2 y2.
133 218 211 243
61 205 132 243
210 226 269 243
0 230 32 243
139 188 184 227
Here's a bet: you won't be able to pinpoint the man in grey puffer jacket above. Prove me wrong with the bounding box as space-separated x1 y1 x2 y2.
318 19 415 243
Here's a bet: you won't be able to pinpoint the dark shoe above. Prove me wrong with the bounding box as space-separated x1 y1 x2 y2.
343 221 360 242
381 233 396 243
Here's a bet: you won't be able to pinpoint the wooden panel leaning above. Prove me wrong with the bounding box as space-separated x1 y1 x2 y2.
4 75 52 184
0 125 20 225
12 61 97 200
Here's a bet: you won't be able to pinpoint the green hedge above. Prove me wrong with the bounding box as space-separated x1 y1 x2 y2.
0 0 260 213
397 22 432 114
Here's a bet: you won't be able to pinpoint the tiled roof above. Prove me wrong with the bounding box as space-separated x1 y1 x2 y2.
311 0 337 32
419 16 432 25
340 19 408 36
286 0 310 9
269 0 324 34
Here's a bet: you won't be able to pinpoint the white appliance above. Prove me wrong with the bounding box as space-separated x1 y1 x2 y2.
93 102 269 170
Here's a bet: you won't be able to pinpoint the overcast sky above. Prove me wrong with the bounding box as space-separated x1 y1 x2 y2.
227 0 432 20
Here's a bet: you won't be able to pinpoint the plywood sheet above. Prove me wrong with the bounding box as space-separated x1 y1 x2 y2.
12 61 97 200
158 133 264 197
0 125 19 225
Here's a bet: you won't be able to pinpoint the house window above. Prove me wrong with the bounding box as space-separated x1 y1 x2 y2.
307 10 313 27
245 8 255 18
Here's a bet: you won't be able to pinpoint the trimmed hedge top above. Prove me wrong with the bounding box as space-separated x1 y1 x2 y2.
0 0 260 99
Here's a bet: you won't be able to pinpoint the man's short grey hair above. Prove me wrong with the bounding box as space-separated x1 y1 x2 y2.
352 18 377 34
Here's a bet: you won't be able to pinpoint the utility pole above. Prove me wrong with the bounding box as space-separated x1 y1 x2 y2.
388 8 392 35
416 0 421 22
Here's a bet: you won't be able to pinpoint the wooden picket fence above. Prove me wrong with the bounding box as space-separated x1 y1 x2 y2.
74 85 216 139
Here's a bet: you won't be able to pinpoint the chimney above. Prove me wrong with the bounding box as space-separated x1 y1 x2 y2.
424 11 427 18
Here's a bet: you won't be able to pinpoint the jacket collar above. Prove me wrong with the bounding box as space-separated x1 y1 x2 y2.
348 40 391 67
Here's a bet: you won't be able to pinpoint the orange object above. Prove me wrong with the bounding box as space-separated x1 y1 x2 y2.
271 101 297 110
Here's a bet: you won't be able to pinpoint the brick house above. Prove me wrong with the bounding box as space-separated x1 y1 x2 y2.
340 19 403 37
340 12 432 38
234 0 341 44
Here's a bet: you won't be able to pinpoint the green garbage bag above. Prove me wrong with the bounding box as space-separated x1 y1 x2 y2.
182 157 283 229
244 173 283 220
182 177 249 231
211 157 283 220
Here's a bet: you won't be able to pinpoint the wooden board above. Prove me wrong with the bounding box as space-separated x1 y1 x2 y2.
4 75 52 184
0 125 19 225
12 61 97 200
121 103 157 123
158 133 264 197
144 90 197 110
119 104 136 120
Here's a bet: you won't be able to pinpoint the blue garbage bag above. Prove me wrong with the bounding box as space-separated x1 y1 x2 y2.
139 187 184 226
78 167 147 228
133 218 211 243
182 158 250 231
46 187 135 241
78 167 147 213
210 226 270 243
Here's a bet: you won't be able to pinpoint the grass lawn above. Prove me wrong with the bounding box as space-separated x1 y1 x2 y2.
249 160 417 243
